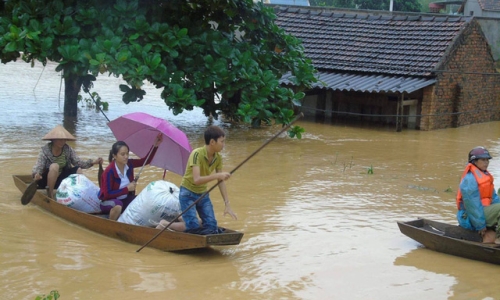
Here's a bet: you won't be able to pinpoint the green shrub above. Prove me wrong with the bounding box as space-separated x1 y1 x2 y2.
35 290 59 300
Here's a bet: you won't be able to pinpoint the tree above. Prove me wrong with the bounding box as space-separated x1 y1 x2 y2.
309 0 354 8
309 0 342 7
393 0 421 12
0 0 316 127
356 0 385 10
418 0 433 13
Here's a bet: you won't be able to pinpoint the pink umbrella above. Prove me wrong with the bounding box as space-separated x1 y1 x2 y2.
107 112 192 176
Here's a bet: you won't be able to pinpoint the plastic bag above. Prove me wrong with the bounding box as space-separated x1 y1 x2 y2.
55 174 101 213
118 180 181 227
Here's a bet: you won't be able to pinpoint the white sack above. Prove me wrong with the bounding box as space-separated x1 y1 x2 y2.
56 174 101 213
118 180 181 227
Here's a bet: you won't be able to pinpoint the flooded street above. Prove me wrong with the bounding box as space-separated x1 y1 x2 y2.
1 60 499 299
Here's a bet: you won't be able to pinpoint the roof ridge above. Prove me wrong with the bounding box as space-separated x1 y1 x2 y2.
276 6 472 22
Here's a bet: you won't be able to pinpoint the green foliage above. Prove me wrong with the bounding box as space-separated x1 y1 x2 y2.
288 125 305 139
35 290 60 300
444 186 453 193
309 0 338 6
393 0 421 12
0 0 317 132
367 165 373 174
418 0 432 12
77 92 109 111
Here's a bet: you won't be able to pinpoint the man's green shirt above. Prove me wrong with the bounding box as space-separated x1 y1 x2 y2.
181 146 223 194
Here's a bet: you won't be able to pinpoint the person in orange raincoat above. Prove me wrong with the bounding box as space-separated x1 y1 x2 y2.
456 146 500 244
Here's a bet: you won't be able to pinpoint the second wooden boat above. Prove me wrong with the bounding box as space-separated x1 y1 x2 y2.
397 218 500 265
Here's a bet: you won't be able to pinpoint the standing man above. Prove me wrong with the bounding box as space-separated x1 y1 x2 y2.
178 125 237 234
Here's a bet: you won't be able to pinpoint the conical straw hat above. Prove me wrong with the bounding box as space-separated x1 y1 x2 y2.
42 125 76 141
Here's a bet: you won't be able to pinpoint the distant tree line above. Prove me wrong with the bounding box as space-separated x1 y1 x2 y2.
309 0 422 12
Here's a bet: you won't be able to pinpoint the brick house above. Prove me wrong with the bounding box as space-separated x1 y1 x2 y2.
275 7 500 130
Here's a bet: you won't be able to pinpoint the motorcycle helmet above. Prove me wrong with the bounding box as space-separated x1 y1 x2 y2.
468 146 492 163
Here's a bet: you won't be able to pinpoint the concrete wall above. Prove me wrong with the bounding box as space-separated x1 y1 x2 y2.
462 0 500 60
476 18 500 61
463 1 483 16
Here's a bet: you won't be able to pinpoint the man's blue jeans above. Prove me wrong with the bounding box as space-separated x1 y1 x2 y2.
179 186 218 232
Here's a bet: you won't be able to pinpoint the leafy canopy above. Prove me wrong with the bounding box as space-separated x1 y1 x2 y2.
0 0 317 127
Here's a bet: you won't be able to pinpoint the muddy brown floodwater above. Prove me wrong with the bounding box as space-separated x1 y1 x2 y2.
1 60 500 300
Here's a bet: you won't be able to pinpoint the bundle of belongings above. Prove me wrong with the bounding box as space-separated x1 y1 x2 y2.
55 176 182 228
118 180 182 227
55 174 101 213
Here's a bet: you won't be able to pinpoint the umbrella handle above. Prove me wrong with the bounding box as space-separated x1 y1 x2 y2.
134 141 157 183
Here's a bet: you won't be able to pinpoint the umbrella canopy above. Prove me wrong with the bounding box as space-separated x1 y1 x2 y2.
107 112 192 176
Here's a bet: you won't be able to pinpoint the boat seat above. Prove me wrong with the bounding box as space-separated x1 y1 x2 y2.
88 213 109 219
444 227 482 242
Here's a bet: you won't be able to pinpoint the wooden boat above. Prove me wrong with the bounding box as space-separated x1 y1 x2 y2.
397 218 500 265
13 175 243 252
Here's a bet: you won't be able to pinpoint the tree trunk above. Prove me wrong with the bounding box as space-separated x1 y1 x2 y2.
64 74 82 117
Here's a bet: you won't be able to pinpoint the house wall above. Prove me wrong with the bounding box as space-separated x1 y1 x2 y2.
302 91 394 123
482 10 500 18
421 20 500 130
301 89 423 128
463 1 500 60
464 1 484 17
476 18 500 61
419 86 437 130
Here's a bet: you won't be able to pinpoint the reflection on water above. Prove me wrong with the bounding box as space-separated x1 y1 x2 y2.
394 248 500 299
1 60 500 299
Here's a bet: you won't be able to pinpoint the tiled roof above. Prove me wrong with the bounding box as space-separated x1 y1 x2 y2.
281 72 436 93
478 0 500 11
275 7 472 77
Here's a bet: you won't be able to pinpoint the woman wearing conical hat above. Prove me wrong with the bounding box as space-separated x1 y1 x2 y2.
32 125 103 199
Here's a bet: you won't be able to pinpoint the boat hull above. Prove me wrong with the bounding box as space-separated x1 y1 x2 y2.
397 218 500 265
13 175 243 252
